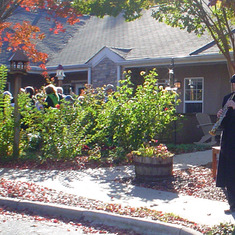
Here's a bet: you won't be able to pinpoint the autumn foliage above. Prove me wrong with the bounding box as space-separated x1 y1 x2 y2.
0 0 82 70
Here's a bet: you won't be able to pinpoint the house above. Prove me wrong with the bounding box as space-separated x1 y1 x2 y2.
2 7 231 143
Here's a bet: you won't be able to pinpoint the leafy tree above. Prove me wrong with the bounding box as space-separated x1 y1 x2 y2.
74 0 152 21
74 0 235 78
0 0 81 72
152 0 235 77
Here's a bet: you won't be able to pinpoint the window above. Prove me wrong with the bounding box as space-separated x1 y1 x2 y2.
184 77 203 113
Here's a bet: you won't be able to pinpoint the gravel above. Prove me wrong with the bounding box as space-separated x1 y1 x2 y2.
118 165 226 202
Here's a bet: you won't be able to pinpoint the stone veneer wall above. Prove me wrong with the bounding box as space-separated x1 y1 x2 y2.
91 57 117 88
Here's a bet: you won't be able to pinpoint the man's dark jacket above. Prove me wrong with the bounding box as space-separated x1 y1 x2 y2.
216 92 235 187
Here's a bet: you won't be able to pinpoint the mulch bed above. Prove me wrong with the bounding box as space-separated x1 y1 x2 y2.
117 164 227 202
0 156 125 171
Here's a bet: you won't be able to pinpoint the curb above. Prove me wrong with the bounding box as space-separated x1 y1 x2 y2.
0 197 202 235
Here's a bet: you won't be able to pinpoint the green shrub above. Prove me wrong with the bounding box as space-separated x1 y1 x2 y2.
0 65 14 161
0 69 182 164
19 96 85 161
90 69 181 152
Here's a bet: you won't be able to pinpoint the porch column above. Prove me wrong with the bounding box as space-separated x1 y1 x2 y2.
88 68 92 85
117 65 121 87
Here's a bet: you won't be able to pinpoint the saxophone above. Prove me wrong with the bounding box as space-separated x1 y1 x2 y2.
209 92 235 136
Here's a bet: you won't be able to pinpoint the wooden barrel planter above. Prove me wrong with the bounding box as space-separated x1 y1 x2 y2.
133 155 173 181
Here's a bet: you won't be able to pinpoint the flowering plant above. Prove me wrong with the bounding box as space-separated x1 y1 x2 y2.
131 140 174 159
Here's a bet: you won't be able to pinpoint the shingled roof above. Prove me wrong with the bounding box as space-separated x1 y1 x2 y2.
1 7 220 70
47 9 220 67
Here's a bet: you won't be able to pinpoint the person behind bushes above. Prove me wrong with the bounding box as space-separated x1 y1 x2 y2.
35 93 44 111
64 95 75 106
56 86 65 103
3 91 14 107
216 74 235 214
0 91 14 113
20 88 25 93
77 94 85 105
104 84 114 103
21 87 36 130
25 86 35 106
44 84 59 108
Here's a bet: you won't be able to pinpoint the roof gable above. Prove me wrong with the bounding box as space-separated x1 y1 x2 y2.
86 46 128 67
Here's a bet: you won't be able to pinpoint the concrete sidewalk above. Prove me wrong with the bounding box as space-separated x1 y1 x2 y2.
0 150 234 234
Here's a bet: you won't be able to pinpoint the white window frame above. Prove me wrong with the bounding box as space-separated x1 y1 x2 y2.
183 77 204 113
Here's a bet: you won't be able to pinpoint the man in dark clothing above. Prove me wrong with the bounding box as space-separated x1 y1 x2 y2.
216 74 235 214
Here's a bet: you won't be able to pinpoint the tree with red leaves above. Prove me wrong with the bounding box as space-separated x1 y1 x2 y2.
0 0 81 72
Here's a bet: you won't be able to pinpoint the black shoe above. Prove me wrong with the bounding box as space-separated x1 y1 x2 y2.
224 208 235 214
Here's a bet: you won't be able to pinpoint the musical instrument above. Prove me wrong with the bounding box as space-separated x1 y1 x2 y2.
209 92 235 136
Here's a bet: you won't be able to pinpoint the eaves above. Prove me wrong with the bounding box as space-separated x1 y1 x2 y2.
117 53 227 68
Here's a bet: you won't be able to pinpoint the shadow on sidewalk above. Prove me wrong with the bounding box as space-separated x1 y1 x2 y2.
0 166 179 204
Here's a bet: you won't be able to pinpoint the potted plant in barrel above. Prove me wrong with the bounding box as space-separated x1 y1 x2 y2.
131 140 174 181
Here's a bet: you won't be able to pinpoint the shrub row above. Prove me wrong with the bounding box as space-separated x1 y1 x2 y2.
0 68 181 163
